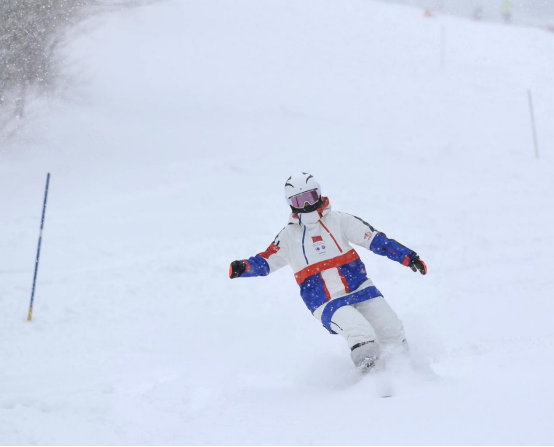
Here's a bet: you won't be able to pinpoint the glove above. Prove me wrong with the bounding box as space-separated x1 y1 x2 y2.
229 260 247 279
409 255 427 275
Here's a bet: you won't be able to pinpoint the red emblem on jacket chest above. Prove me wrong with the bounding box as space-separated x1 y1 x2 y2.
312 236 324 243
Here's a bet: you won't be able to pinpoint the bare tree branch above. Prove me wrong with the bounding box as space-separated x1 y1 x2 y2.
0 0 159 135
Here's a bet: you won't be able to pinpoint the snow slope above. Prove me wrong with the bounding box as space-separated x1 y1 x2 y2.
1 0 554 444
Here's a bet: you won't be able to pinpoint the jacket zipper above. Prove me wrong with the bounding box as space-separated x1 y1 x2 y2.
301 226 309 265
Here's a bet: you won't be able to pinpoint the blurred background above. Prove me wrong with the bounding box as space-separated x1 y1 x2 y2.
388 0 554 27
0 0 153 138
1 0 554 139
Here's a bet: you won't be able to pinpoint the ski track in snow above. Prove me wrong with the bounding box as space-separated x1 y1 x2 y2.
1 0 554 444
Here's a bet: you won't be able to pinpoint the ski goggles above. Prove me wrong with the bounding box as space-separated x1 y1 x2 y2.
288 189 320 208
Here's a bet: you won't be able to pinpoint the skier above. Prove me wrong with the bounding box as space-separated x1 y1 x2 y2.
473 6 484 21
229 172 427 372
501 0 513 23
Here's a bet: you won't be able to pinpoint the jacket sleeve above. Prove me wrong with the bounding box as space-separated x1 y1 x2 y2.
240 228 290 278
340 213 416 267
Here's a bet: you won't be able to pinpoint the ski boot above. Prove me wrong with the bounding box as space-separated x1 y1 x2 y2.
357 356 386 374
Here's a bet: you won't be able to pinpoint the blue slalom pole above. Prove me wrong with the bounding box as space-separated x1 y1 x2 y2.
27 173 51 321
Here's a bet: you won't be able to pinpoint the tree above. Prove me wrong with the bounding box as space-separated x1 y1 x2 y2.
0 0 154 135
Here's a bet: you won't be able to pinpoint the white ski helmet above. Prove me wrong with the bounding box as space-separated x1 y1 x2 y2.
284 172 322 213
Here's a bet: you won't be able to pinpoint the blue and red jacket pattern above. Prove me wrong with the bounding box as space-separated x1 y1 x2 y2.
237 200 416 333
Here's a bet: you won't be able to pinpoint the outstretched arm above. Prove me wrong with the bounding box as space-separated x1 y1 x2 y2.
370 232 427 274
340 213 427 275
229 228 290 279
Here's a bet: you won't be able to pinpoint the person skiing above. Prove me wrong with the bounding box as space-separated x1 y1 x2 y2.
501 0 513 23
229 172 427 372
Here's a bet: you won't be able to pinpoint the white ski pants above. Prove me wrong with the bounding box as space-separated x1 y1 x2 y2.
328 296 406 366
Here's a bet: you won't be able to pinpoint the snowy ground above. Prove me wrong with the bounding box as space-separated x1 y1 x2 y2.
1 0 554 444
